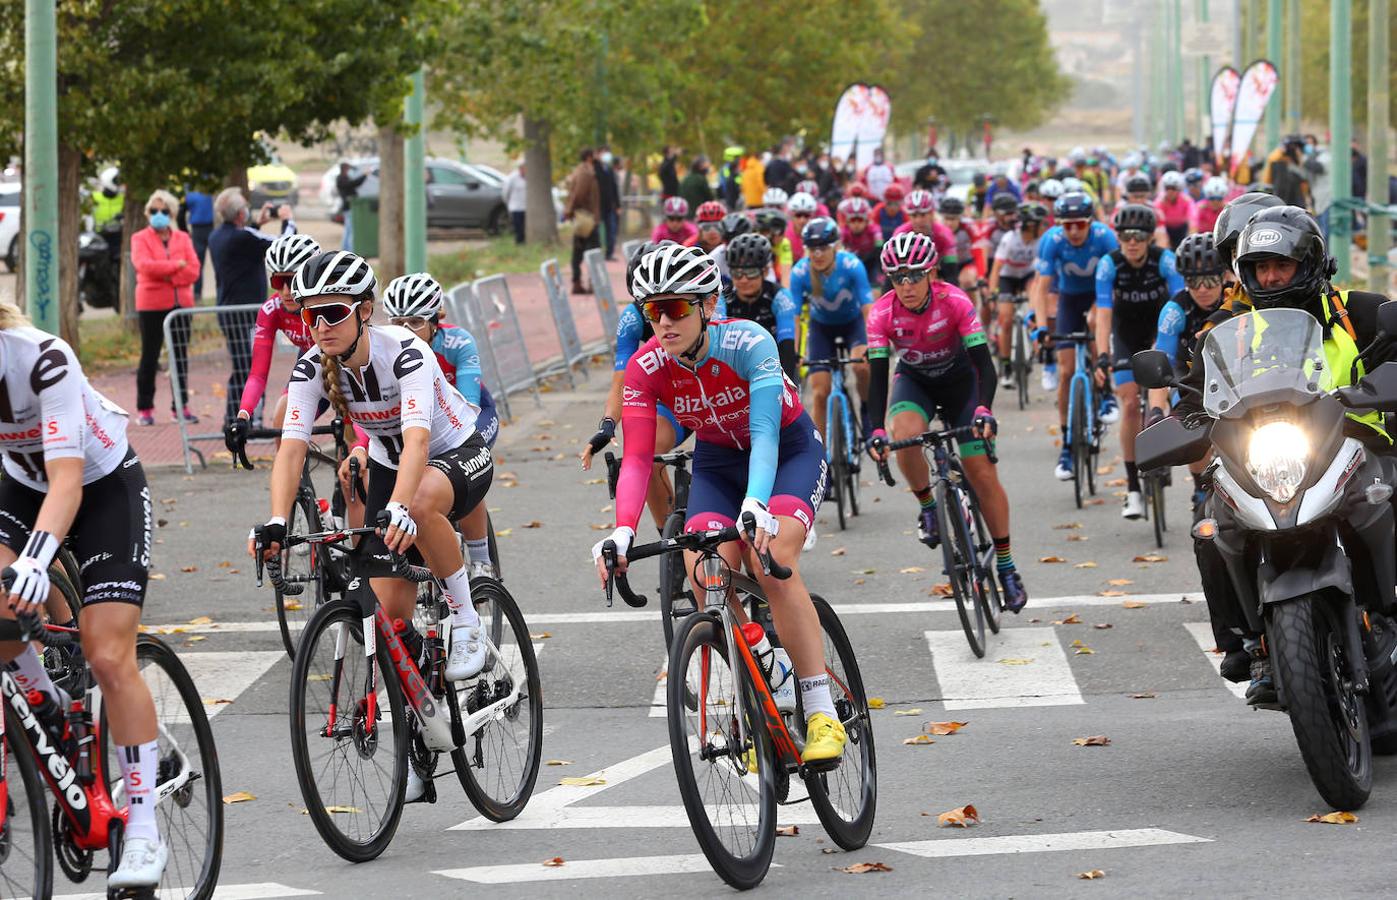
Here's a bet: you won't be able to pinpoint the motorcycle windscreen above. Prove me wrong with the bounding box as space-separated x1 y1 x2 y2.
1201 309 1326 417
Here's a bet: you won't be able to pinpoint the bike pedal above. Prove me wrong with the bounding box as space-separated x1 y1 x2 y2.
406 779 438 805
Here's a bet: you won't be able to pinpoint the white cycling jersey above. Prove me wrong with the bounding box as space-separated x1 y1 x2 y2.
995 230 1040 281
0 326 129 490
283 324 476 469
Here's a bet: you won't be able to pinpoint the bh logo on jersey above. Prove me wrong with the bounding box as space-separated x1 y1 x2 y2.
719 328 763 353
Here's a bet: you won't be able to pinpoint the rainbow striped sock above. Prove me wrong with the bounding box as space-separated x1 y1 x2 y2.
994 535 1014 572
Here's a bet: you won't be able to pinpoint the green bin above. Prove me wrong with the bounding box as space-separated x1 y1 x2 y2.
350 196 380 258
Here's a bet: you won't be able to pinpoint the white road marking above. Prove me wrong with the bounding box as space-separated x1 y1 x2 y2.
1183 622 1248 699
651 654 667 717
436 854 780 884
878 827 1211 858
925 627 1084 709
145 650 284 720
54 882 321 900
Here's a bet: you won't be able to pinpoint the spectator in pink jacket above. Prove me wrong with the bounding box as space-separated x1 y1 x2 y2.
132 188 200 426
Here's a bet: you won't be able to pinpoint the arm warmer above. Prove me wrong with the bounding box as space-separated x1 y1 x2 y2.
743 381 783 505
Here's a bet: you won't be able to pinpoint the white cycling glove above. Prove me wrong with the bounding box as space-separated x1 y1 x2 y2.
383 502 417 540
8 530 57 610
740 498 780 538
591 526 635 562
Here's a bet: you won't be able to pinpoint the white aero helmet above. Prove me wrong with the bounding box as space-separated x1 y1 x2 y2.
265 232 321 277
384 272 445 318
1202 176 1229 200
630 243 722 302
762 187 789 208
787 192 818 215
291 250 377 303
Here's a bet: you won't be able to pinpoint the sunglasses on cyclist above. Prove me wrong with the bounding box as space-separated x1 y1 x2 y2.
731 267 764 280
791 212 811 220
640 298 700 323
270 273 293 291
886 268 926 286
299 300 360 329
1119 229 1150 244
1061 219 1091 232
666 216 683 223
1185 274 1224 290
390 316 432 330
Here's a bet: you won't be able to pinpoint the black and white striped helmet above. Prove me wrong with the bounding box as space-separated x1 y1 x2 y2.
264 233 321 276
629 243 721 301
291 251 377 302
384 272 444 318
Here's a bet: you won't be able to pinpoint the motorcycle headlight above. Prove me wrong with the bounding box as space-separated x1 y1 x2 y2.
1247 421 1309 503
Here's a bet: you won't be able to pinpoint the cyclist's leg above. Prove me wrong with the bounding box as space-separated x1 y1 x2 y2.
996 298 1015 370
1116 370 1142 493
681 441 752 626
460 403 501 571
804 321 836 437
362 459 426 624
845 316 872 425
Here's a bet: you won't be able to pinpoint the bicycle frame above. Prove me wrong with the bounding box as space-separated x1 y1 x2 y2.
817 342 861 469
1060 335 1099 458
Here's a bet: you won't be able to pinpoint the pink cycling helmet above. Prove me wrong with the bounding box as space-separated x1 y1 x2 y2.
663 196 689 218
842 197 872 219
880 230 938 273
904 189 936 214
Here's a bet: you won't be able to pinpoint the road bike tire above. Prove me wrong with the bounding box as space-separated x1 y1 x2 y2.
1070 380 1087 510
1013 319 1028 410
802 595 877 850
99 636 225 899
455 578 544 822
289 601 408 862
845 424 861 519
951 459 1003 635
831 403 848 531
659 513 697 652
1151 473 1167 548
667 613 776 890
41 562 85 691
0 706 53 900
486 510 503 581
276 490 323 661
937 480 985 658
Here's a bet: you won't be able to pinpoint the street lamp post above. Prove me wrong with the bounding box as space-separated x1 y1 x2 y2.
1331 0 1352 284
24 0 59 335
1368 0 1390 293
404 67 427 274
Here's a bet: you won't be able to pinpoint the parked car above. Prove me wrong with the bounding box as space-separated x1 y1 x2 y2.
249 153 299 209
1 183 19 271
317 157 509 234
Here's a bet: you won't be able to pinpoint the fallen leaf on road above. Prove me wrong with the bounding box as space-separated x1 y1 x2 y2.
899 566 925 574
188 615 213 625
1074 645 1095 655
590 524 611 530
1096 465 1115 475
929 583 954 597
1094 623 1114 630
1039 556 1067 564
1047 425 1061 435
530 632 552 640
1306 811 1358 824
1106 478 1127 487
185 636 207 643
776 825 800 836
545 759 573 766
1077 869 1106 880
1096 590 1128 597
998 657 1033 666
893 708 923 716
217 560 233 568
542 857 566 867
902 735 936 746
150 573 167 580
180 565 199 573
1107 578 1134 586
1052 614 1082 625
222 791 256 804
1053 522 1082 530
1133 554 1168 563
599 504 613 513
202 697 233 705
523 520 544 528
307 673 332 682
937 804 980 827
830 547 847 556
855 568 877 575
1068 534 1090 542
853 578 866 586
1072 735 1111 747
867 697 886 709
1073 562 1098 569
1122 600 1148 609
925 721 968 735
283 600 303 611
559 776 606 786
494 529 513 537
1130 692 1157 699
1085 498 1105 506
821 847 840 854
584 478 605 485
834 862 893 874
324 805 363 814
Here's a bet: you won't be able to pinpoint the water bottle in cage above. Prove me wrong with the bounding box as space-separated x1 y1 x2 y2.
742 623 796 712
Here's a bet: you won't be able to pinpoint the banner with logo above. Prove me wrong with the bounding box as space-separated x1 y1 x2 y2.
1208 66 1241 171
1228 59 1280 177
830 83 891 171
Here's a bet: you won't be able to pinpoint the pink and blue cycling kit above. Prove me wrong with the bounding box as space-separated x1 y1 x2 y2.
238 295 315 418
651 220 700 246
617 319 826 534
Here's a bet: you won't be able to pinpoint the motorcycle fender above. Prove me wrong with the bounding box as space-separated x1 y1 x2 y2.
1258 535 1353 607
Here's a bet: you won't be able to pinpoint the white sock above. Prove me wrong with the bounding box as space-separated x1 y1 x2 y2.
465 538 491 565
5 645 60 703
441 566 480 630
119 739 161 843
799 674 836 719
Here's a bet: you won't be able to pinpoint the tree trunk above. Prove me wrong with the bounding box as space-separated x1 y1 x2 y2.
58 143 81 351
119 192 144 333
523 115 559 245
376 122 406 284
224 166 249 192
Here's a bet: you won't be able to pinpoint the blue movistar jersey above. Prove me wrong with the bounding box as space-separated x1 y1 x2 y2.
1156 298 1187 365
614 296 729 371
1035 222 1119 295
788 250 874 326
432 322 483 404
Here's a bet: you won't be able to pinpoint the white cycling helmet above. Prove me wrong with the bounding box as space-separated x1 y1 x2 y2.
384 272 445 318
787 192 818 215
1202 176 1228 200
630 243 721 302
291 250 377 303
762 187 789 208
1161 170 1185 190
1061 176 1085 193
1068 146 1087 164
265 233 321 277
1122 152 1143 169
1039 178 1065 199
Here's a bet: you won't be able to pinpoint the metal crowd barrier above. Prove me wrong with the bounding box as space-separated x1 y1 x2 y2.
468 274 543 420
620 238 644 263
538 258 590 388
163 302 266 473
584 247 619 346
445 281 507 416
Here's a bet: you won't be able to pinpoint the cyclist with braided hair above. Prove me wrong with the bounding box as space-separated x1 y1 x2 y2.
721 233 799 381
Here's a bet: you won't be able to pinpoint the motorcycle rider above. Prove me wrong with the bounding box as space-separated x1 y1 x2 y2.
1171 206 1396 704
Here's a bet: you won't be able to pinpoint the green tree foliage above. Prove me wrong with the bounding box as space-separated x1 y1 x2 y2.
1294 0 1397 129
886 0 1070 137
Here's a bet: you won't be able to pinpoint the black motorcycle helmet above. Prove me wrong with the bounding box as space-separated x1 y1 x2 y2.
938 196 965 216
720 211 753 243
1212 191 1286 263
991 193 1019 215
1233 206 1334 311
725 232 773 270
626 240 673 301
1175 232 1225 277
1112 203 1158 234
1124 173 1152 196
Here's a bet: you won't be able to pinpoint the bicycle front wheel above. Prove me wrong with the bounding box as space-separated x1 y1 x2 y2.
454 578 543 822
1151 472 1167 548
938 480 986 657
276 490 322 660
802 595 877 849
1012 320 1028 410
830 408 848 531
659 512 696 652
100 636 224 899
667 613 776 890
953 459 1003 635
1 708 53 900
289 602 407 862
1070 381 1088 509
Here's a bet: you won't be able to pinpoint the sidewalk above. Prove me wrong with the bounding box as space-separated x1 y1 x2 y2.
93 255 629 468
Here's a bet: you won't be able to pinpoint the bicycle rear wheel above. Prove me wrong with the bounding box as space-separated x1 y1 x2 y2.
937 480 986 657
802 595 877 849
952 460 1003 635
0 707 53 900
830 408 848 531
276 489 323 660
100 636 224 899
1070 382 1088 510
289 602 407 862
1150 472 1167 548
667 613 776 890
42 563 84 691
1012 319 1028 410
454 578 543 822
659 513 696 652
486 510 503 581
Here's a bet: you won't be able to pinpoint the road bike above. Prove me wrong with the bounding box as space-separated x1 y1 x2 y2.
259 513 542 862
600 515 876 889
1113 361 1168 548
0 600 224 899
1051 332 1107 509
806 337 863 531
1005 293 1035 410
874 427 1003 657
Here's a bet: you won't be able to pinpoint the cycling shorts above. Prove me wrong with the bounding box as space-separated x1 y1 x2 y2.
656 404 691 447
364 433 493 565
805 317 868 374
1110 325 1158 387
0 449 152 608
1054 290 1096 340
997 275 1031 299
888 365 988 458
684 412 828 536
1165 223 1188 249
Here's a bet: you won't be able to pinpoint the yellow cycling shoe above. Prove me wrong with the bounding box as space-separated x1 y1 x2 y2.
801 712 846 767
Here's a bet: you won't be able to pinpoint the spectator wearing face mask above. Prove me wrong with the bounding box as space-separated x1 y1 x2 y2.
595 145 622 260
132 189 200 426
863 148 896 201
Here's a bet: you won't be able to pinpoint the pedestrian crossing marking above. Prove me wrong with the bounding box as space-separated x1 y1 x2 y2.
925 627 1085 709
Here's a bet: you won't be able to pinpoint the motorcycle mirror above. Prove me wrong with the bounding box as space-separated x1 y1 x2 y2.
1378 300 1397 340
1131 349 1176 390
1338 361 1397 412
1137 415 1212 469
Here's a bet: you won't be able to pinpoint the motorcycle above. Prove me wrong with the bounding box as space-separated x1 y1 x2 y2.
1134 304 1397 810
78 218 120 310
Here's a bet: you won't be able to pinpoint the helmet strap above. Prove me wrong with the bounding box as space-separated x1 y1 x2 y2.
679 308 711 363
336 304 367 363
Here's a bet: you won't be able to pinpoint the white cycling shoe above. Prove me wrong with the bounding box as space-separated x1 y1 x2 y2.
1121 491 1145 520
999 372 1015 389
108 836 168 890
445 623 488 681
803 527 818 552
1041 368 1059 391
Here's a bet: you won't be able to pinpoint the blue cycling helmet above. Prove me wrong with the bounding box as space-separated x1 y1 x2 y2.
1183 167 1206 184
801 216 840 248
1053 191 1094 220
